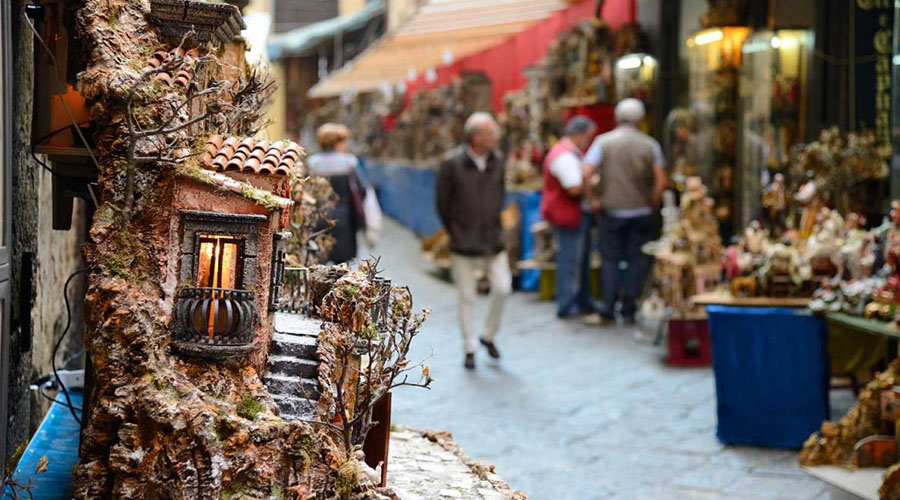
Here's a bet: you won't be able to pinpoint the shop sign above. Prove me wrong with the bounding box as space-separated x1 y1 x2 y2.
854 0 894 155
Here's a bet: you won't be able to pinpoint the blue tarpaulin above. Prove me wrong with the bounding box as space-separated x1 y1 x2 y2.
4 391 82 499
506 191 541 291
361 160 541 291
707 306 830 449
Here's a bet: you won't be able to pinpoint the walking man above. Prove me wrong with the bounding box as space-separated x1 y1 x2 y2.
540 116 599 318
584 98 667 323
436 112 511 369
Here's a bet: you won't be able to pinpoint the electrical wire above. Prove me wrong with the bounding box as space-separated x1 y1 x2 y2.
24 12 100 208
30 122 94 196
38 383 82 413
53 268 88 425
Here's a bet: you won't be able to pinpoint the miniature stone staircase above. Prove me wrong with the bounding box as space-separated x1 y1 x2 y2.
264 314 323 420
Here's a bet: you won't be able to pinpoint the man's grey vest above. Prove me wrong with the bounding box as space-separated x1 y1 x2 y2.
595 126 657 211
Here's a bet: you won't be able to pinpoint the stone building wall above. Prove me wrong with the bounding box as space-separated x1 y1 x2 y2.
6 0 87 461
31 177 86 386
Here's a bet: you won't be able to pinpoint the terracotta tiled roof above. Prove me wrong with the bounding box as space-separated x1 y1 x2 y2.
142 47 202 87
201 135 304 176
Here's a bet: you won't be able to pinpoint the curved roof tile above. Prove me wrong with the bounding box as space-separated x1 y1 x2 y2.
202 135 305 177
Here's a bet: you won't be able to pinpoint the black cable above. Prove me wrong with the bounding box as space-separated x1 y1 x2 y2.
38 383 82 413
53 268 88 425
30 122 94 196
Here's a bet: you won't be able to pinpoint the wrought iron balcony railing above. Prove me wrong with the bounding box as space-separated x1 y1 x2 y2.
279 267 309 314
173 287 256 357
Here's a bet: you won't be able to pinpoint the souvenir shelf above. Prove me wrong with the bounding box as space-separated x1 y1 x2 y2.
613 52 659 133
737 30 813 228
614 53 657 134
685 26 750 239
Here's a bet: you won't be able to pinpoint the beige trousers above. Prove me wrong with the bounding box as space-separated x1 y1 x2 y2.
451 252 512 354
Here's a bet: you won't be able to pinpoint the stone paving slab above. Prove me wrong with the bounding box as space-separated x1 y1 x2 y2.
372 220 837 500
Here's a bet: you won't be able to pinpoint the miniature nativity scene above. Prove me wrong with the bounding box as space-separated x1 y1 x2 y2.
24 0 434 498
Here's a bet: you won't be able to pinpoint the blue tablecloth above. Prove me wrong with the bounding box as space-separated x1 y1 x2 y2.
4 391 82 499
707 306 829 449
362 159 541 291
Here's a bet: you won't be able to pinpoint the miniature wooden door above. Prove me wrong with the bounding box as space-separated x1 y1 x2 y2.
0 0 12 479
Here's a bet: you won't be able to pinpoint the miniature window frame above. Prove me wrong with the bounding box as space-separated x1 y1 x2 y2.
179 210 267 291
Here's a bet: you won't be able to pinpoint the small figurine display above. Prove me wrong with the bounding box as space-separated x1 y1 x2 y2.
499 91 546 191
789 127 888 217
800 360 900 499
761 173 788 233
729 207 881 299
531 220 557 265
700 0 748 28
644 177 722 317
806 202 900 323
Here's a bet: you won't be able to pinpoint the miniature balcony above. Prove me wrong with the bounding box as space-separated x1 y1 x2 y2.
172 287 257 359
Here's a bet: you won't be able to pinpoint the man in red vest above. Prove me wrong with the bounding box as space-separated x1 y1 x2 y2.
541 116 599 318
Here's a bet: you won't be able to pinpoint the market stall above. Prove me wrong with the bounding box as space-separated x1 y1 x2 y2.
646 114 893 458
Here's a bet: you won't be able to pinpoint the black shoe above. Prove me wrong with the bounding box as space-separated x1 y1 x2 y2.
464 353 476 369
623 315 636 326
598 313 616 326
480 338 501 359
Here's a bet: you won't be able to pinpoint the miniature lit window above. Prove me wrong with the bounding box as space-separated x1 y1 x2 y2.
196 235 244 289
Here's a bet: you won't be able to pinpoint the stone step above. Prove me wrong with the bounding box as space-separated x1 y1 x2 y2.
271 332 318 360
274 313 323 336
263 374 321 400
271 394 317 420
266 355 319 379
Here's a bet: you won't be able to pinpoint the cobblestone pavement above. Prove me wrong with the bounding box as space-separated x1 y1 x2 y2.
373 219 842 500
389 428 521 500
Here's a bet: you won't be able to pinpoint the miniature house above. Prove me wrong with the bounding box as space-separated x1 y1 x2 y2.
171 135 300 359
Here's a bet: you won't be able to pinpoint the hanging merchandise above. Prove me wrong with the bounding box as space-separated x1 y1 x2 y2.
548 18 615 107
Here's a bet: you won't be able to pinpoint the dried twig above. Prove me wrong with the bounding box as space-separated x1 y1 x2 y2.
120 33 278 219
314 263 432 453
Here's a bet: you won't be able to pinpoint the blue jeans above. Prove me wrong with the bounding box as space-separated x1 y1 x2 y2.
554 213 597 316
597 213 655 319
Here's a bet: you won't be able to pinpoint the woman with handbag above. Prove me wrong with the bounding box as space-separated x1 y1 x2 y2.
308 123 369 264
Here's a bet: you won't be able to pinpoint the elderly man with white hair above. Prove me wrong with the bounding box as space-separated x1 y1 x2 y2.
436 112 510 369
583 98 667 324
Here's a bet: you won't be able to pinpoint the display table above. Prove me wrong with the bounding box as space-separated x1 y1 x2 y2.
803 465 881 500
825 313 898 338
823 313 889 377
704 305 829 449
692 289 810 308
